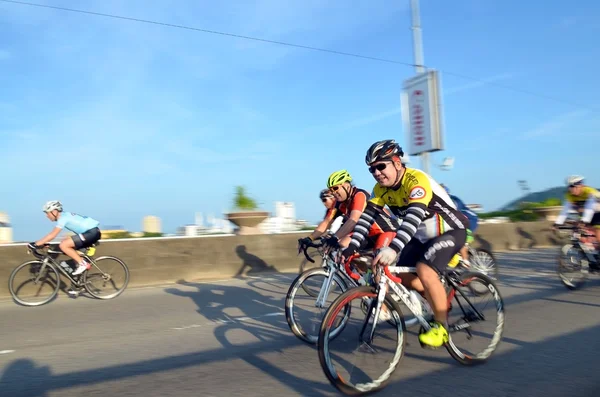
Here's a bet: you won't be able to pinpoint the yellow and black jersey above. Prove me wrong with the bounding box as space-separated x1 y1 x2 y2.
555 186 600 224
348 167 469 254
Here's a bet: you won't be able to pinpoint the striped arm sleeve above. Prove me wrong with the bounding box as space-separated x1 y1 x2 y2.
389 205 427 254
347 204 379 250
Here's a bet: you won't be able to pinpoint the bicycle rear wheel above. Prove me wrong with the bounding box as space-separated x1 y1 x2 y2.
445 271 505 365
83 256 130 299
318 285 406 395
8 261 60 306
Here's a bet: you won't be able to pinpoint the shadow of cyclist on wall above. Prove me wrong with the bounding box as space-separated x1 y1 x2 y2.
516 226 536 249
474 234 494 252
234 245 278 278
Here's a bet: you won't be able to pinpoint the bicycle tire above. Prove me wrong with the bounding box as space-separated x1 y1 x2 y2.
318 285 406 396
285 267 350 344
556 244 589 290
299 249 326 297
8 260 60 307
469 248 499 280
445 271 505 365
83 256 130 299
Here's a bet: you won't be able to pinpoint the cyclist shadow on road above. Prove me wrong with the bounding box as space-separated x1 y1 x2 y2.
0 358 52 397
164 279 335 396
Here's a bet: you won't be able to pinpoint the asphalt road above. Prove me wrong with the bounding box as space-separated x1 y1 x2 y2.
1 247 599 397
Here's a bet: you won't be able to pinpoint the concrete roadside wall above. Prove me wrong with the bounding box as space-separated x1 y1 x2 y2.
0 221 561 298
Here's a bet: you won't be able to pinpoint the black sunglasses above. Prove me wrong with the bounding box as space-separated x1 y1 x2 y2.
368 163 388 174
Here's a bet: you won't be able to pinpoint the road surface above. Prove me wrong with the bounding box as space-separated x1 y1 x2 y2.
1 248 599 396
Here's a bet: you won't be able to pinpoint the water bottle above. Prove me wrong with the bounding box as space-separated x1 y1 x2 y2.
59 261 73 274
448 254 461 268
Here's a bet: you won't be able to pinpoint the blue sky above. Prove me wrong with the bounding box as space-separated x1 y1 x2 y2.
1 0 599 240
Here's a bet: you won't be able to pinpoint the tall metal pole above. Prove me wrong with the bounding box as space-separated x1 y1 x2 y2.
410 0 430 174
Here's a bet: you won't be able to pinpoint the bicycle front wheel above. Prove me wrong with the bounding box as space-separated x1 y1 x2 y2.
8 261 60 306
318 286 406 396
557 244 589 290
285 267 350 344
469 248 499 280
83 256 130 299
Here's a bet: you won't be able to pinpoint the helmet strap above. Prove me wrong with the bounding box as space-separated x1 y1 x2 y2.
392 162 405 188
344 185 355 201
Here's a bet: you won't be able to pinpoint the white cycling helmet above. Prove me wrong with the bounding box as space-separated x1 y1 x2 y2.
42 200 63 213
566 175 584 186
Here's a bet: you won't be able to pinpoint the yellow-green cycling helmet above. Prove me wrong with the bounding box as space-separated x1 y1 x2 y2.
327 169 352 188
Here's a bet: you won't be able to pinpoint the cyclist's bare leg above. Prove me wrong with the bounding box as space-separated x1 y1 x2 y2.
416 262 447 325
460 245 468 260
58 237 84 265
400 273 425 294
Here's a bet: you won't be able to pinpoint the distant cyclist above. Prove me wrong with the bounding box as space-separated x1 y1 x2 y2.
440 184 479 266
320 188 344 234
554 175 600 252
33 201 102 277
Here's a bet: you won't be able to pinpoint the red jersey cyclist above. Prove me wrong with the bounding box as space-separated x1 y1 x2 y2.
297 169 399 261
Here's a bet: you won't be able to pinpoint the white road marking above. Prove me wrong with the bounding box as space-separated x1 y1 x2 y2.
0 350 15 355
172 311 284 331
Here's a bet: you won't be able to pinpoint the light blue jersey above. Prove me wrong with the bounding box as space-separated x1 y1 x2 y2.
56 212 100 234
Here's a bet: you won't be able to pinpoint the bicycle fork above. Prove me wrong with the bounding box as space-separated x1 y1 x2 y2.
33 259 51 284
315 265 337 309
358 278 388 347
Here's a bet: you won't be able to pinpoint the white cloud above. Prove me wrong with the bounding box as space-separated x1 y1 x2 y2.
443 73 514 95
304 73 515 135
520 109 589 140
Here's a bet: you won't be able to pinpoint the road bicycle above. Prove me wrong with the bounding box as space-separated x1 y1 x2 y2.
8 242 130 306
286 240 375 344
287 240 466 344
317 256 505 395
556 223 599 290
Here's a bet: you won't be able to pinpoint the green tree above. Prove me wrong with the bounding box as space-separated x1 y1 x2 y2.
142 232 163 238
233 186 258 211
106 231 132 239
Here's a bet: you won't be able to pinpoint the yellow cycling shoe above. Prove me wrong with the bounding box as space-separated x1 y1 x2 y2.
418 321 449 348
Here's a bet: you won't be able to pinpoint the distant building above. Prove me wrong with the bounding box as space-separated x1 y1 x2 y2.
0 212 13 244
100 225 129 238
142 216 162 234
177 224 208 236
260 202 300 233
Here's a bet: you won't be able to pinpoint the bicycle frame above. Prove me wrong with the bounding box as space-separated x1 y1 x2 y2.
313 250 370 309
559 225 598 264
28 245 96 287
355 263 488 344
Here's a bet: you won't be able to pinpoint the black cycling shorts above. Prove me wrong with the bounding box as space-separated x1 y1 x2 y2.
71 227 102 250
397 229 467 273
